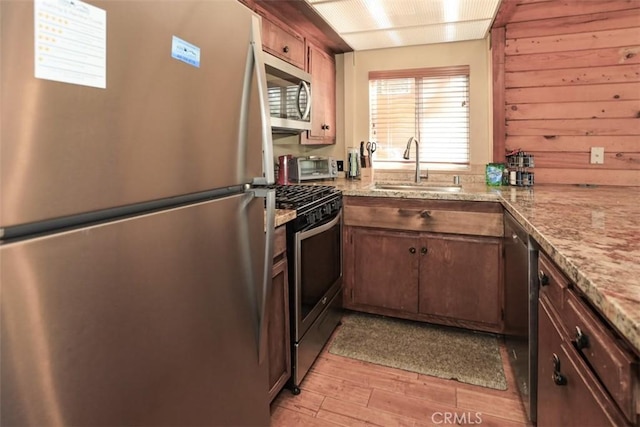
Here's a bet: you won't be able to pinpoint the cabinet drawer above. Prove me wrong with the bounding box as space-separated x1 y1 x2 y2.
343 197 503 237
538 252 569 313
261 16 305 70
563 290 638 422
538 297 630 427
273 225 287 259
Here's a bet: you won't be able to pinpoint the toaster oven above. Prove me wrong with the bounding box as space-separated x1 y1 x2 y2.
289 156 338 182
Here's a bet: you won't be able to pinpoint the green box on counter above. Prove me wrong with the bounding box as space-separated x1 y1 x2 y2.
485 163 505 186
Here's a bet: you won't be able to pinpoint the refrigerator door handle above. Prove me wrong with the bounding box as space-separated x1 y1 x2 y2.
255 188 275 364
248 15 275 186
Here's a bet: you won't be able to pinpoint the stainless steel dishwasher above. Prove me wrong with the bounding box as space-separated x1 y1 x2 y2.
504 212 538 423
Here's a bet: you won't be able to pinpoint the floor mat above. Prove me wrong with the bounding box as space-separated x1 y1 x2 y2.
329 312 507 390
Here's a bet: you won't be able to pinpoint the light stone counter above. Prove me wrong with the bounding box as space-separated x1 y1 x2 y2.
275 209 296 228
264 209 296 232
334 179 502 202
329 178 640 354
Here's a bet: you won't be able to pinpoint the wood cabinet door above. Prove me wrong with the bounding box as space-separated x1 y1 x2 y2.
302 43 335 144
260 13 305 70
351 228 419 313
319 46 336 140
537 297 629 427
418 234 502 328
267 257 291 402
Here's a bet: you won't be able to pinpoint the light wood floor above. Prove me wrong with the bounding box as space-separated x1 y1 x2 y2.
270 318 533 427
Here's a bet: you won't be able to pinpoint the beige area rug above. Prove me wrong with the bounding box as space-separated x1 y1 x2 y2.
329 312 507 390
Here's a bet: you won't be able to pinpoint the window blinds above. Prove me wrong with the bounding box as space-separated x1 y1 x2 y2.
369 66 470 165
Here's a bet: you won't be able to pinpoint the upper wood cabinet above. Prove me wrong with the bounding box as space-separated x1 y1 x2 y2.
302 42 336 145
260 14 305 70
245 0 352 55
243 0 340 146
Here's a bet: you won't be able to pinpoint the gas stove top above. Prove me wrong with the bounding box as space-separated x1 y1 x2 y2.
271 184 340 210
266 184 342 231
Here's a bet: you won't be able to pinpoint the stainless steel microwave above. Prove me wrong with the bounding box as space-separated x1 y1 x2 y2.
264 53 312 134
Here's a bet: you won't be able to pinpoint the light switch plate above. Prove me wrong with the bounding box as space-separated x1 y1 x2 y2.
590 147 604 164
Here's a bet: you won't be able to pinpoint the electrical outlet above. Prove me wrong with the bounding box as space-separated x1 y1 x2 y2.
590 147 604 164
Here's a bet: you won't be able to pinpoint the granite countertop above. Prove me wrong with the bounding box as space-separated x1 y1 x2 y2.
275 209 296 228
333 178 640 354
334 179 502 202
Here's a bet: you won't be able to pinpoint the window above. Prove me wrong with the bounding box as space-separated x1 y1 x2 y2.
369 66 470 166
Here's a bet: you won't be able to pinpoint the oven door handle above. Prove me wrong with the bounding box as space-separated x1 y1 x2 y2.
299 210 342 240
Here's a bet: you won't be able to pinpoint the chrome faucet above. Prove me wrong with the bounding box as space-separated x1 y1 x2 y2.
403 137 426 183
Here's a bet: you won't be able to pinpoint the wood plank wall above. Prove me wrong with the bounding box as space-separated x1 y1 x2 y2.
492 0 640 186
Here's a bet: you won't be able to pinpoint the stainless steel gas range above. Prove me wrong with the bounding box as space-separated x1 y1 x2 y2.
271 184 343 394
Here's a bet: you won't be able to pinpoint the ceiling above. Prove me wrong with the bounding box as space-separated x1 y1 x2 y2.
303 0 502 51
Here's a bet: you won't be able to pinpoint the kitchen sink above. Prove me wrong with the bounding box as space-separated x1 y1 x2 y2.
373 183 462 193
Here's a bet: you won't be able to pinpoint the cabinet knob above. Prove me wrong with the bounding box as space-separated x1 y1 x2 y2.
574 326 589 350
552 353 568 386
409 247 416 254
420 210 431 218
420 247 427 255
538 270 549 286
283 45 289 53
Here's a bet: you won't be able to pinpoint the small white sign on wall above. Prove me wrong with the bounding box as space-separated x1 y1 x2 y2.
34 0 107 89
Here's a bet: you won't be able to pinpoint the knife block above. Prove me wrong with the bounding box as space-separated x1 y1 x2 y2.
360 167 374 182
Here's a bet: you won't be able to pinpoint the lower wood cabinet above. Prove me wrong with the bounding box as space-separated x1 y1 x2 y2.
350 228 419 312
537 251 638 425
343 196 504 333
538 295 630 426
267 225 291 402
419 234 502 327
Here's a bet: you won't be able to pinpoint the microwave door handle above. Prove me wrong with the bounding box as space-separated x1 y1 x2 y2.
297 81 311 121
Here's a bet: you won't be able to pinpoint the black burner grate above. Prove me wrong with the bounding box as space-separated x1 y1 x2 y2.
268 184 340 211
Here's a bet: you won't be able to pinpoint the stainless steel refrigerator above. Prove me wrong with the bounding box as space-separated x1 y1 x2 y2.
0 0 276 425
